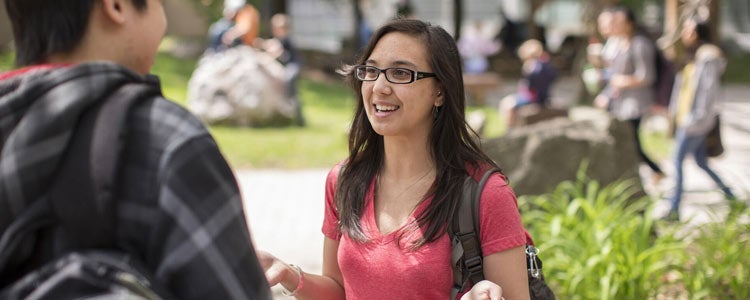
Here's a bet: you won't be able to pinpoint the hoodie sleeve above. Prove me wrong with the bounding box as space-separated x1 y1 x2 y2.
685 45 725 136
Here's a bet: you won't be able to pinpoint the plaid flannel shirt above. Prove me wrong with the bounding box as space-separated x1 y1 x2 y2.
0 63 270 299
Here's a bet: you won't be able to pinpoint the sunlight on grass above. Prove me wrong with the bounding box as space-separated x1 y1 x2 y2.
468 105 506 138
0 52 14 71
151 52 197 105
210 78 355 169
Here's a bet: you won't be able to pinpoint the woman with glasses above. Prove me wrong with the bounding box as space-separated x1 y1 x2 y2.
258 18 532 300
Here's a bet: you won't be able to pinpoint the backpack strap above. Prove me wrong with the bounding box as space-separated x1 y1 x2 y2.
450 167 500 299
48 82 160 249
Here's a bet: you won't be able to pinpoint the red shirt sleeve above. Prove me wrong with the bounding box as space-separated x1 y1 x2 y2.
322 163 344 240
477 172 530 255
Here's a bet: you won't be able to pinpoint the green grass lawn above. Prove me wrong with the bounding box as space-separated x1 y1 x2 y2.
207 79 353 169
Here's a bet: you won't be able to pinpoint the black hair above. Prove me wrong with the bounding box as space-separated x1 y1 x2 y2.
610 5 637 25
693 19 712 43
607 5 648 36
5 0 148 67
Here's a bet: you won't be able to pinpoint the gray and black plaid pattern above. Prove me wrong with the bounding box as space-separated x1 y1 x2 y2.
0 63 270 299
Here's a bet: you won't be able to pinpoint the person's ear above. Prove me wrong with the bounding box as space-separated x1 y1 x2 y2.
100 0 128 24
435 89 445 107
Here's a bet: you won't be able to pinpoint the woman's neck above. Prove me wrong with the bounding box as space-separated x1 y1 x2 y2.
381 135 434 180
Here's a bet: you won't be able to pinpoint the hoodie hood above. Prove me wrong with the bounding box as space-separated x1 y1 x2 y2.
0 62 158 232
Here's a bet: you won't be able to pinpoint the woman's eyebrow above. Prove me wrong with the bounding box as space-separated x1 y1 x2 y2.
391 60 418 68
364 59 418 69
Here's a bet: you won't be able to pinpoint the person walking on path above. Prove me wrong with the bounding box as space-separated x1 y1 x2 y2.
258 18 534 299
663 18 737 221
0 0 271 298
594 6 666 184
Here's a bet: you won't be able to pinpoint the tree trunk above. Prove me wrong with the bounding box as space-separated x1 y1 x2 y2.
528 0 544 40
710 0 721 43
353 0 364 51
453 0 463 40
664 0 679 40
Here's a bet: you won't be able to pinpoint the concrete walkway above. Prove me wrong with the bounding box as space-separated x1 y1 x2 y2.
237 82 750 297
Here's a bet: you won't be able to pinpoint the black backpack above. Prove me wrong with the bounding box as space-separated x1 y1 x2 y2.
0 83 173 299
450 168 555 300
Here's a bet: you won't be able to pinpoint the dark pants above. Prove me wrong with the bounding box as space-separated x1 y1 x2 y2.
629 118 663 174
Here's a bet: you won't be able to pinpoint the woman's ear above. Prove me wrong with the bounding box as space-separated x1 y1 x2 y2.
435 89 445 107
100 0 128 24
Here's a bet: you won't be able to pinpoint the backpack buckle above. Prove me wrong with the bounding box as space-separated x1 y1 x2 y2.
465 255 483 275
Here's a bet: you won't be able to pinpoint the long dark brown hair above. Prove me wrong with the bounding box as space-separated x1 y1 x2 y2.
335 18 499 248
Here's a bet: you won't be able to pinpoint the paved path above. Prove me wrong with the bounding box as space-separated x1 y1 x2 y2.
237 82 750 297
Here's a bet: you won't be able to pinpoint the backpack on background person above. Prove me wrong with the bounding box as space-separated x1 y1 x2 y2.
652 43 676 108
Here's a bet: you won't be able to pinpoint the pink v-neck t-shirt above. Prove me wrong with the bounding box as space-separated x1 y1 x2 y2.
322 163 531 299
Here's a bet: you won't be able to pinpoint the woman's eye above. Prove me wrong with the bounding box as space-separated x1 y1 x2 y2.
392 69 411 78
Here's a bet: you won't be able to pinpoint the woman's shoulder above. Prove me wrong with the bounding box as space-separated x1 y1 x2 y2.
326 160 348 184
466 162 509 186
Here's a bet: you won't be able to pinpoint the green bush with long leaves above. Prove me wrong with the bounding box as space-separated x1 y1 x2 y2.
519 165 686 299
677 205 750 299
519 163 750 299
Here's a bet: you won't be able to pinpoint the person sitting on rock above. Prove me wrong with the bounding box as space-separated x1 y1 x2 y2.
499 39 558 129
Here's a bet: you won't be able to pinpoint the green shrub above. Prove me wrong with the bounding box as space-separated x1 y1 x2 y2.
520 165 685 299
678 204 750 299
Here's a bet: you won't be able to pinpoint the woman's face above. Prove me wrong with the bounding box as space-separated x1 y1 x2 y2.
361 32 443 139
597 11 613 38
610 11 631 37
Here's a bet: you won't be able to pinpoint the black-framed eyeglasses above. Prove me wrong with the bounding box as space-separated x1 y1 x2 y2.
354 65 436 84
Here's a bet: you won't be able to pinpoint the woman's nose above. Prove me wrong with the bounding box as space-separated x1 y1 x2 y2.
371 73 392 95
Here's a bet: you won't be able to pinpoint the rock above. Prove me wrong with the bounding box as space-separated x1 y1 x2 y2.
512 104 569 127
187 46 298 127
483 107 644 197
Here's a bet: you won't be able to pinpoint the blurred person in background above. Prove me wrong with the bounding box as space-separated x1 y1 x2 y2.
663 18 737 221
257 13 305 126
499 39 557 129
594 6 665 185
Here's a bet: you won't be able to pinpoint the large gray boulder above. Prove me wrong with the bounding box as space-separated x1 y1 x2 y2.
483 107 644 196
187 46 296 127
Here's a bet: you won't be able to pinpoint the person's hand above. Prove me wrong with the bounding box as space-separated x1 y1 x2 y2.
461 280 503 300
610 74 635 90
594 94 610 110
256 250 291 287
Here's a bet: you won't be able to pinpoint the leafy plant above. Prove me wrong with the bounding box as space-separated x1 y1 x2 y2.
520 163 685 299
678 203 750 299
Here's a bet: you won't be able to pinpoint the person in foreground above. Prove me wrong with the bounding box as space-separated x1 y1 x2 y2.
259 18 532 300
663 18 736 221
0 0 270 298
